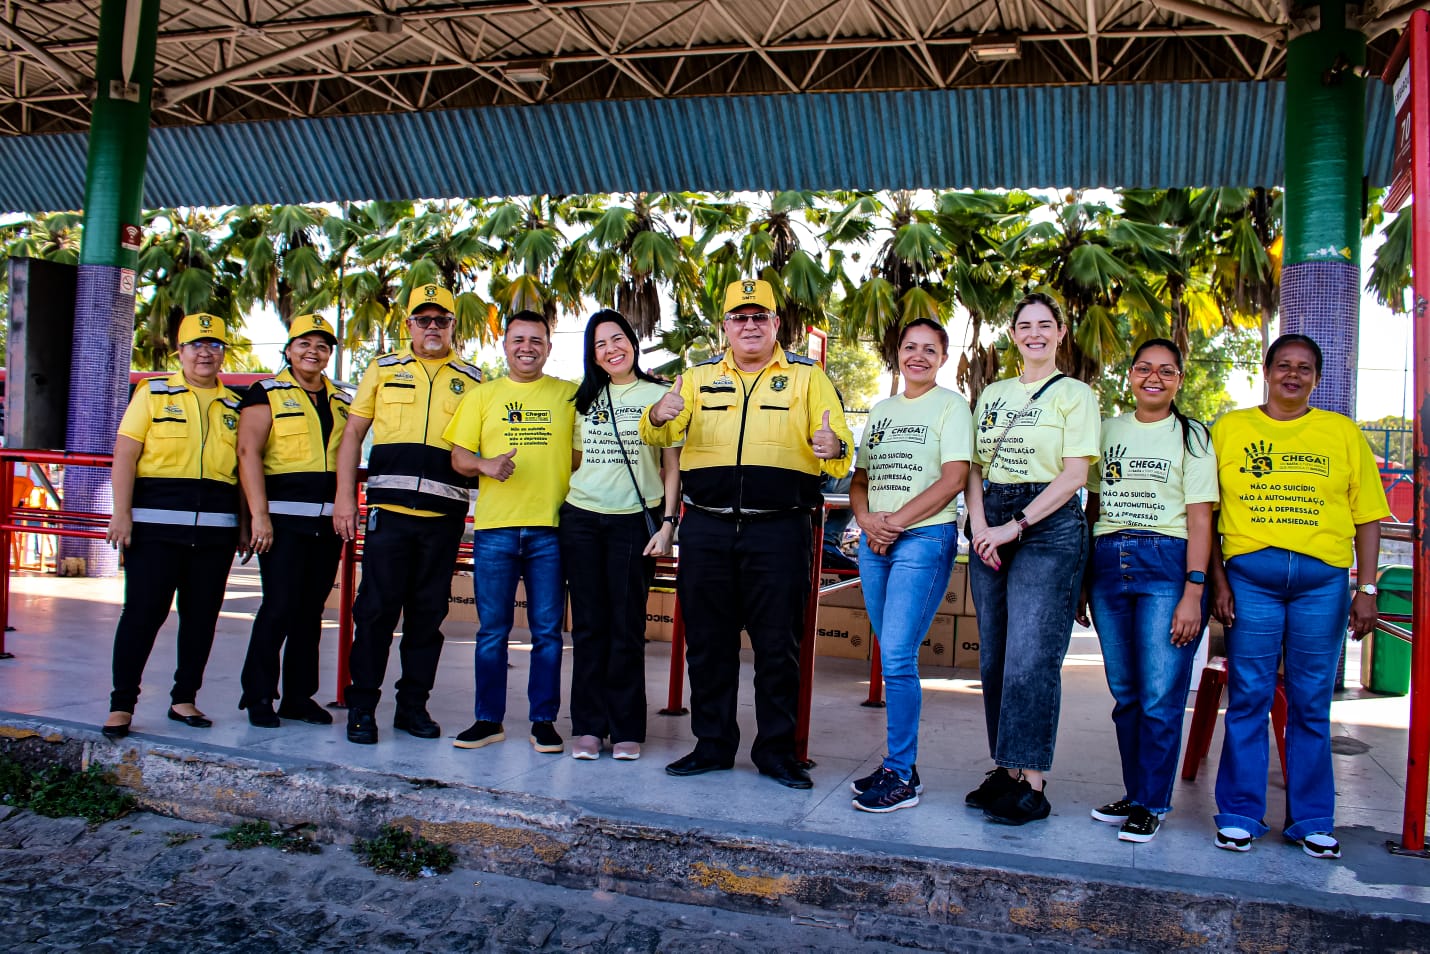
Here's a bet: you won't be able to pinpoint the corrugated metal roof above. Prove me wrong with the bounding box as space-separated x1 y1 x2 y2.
0 81 1394 213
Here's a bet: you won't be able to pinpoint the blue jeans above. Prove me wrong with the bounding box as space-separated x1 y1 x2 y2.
472 527 565 724
859 521 959 779
1215 547 1349 840
1088 531 1204 814
968 483 1087 772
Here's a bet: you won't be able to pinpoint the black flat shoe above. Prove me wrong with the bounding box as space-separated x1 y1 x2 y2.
101 721 131 740
276 698 334 725
665 751 734 777
758 758 814 790
167 708 213 728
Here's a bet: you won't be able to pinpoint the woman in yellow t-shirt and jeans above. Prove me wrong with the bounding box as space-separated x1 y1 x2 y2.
1207 334 1389 859
561 310 681 762
1078 339 1217 844
965 293 1101 825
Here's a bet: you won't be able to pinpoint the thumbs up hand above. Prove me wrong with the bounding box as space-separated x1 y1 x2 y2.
811 409 843 460
649 374 686 426
478 447 518 482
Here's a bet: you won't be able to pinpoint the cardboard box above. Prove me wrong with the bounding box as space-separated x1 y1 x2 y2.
960 555 977 616
645 589 677 642
916 613 957 668
814 605 872 660
951 615 980 669
818 572 865 609
941 561 968 615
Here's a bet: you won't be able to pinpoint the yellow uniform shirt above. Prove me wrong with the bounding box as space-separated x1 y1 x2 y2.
1087 413 1219 539
857 386 973 529
1211 407 1390 568
640 347 852 513
568 378 677 514
443 375 578 529
972 373 1101 484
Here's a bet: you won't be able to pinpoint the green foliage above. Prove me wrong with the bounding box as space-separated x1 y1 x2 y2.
355 824 456 879
1359 415 1412 466
216 819 321 853
0 756 135 825
824 343 883 410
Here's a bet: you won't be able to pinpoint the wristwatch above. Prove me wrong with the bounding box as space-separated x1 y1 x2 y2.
663 514 680 528
837 439 849 459
1357 583 1379 597
1185 571 1207 585
1012 510 1030 538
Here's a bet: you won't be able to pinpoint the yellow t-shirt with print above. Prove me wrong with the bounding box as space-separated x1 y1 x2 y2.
1211 407 1390 568
857 386 973 529
971 373 1101 484
443 375 578 530
1087 413 1219 539
568 379 678 515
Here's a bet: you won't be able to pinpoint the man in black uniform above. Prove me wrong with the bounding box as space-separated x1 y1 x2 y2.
334 284 482 745
641 279 853 788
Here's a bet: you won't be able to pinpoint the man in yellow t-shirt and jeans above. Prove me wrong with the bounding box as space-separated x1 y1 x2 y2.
445 310 578 754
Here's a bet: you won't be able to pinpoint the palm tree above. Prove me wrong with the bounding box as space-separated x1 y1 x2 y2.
132 208 244 371
221 204 328 328
480 195 590 324
735 191 833 350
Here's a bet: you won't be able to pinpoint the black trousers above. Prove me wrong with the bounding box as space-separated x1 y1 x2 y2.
676 508 812 768
559 503 656 743
110 533 237 713
346 508 465 712
239 526 343 707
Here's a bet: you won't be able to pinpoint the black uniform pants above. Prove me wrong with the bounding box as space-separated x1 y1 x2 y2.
110 533 237 713
676 508 812 768
239 526 343 707
559 503 656 743
346 508 465 713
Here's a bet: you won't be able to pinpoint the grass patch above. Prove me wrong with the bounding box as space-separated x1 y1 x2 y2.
216 819 321 854
0 756 134 825
354 824 455 879
164 831 201 848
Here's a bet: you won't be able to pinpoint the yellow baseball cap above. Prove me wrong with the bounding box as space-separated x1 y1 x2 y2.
177 313 228 345
406 283 457 315
723 278 776 314
286 313 338 346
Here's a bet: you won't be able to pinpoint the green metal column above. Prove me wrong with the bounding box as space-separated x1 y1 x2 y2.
64 0 160 576
1281 0 1366 417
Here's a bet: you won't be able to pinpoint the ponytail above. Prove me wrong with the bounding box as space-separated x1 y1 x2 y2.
1168 399 1210 457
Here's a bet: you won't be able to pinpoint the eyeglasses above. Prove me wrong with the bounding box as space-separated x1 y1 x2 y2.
183 340 226 353
724 312 775 326
411 314 455 329
1131 362 1181 379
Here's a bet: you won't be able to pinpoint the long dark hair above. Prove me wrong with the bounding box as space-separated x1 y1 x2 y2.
573 309 665 414
1132 338 1208 456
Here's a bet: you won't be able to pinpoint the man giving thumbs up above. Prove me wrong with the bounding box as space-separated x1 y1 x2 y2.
640 278 853 790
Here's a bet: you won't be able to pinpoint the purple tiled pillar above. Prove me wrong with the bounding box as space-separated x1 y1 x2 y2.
58 264 135 577
1279 260 1358 418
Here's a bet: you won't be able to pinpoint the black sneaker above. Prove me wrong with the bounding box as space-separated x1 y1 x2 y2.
346 708 378 745
246 699 280 729
530 721 564 753
393 708 441 739
852 770 920 813
984 777 1051 826
1091 798 1135 824
851 764 923 796
1118 806 1160 843
453 720 504 749
965 767 1019 810
276 698 334 725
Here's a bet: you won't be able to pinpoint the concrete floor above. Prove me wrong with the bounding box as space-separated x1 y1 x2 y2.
1 563 1427 914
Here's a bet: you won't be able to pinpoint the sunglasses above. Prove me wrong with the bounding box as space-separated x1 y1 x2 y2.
411 314 455 329
183 340 226 353
725 312 775 326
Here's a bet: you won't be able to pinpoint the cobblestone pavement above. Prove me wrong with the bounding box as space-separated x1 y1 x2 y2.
0 806 1105 954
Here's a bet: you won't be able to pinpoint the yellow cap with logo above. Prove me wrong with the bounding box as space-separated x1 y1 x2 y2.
177 313 228 345
406 283 457 315
723 278 776 314
286 313 338 346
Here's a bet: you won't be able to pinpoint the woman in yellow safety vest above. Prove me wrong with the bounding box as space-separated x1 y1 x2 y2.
235 315 351 728
102 314 247 738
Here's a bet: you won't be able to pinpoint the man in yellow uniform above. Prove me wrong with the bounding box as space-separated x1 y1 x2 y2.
334 284 482 745
641 279 853 788
445 310 578 753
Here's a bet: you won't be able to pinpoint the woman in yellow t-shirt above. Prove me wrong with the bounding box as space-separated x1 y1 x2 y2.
1207 334 1390 860
965 293 1101 825
560 310 681 762
848 319 972 813
1078 338 1217 844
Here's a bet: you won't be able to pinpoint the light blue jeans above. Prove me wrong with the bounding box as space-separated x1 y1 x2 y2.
472 527 565 724
1088 531 1204 814
859 521 959 779
1214 547 1350 840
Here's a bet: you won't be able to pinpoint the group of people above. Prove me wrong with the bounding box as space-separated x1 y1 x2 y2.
96 279 1388 861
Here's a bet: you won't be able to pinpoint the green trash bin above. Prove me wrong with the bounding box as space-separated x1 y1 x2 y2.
1360 565 1412 696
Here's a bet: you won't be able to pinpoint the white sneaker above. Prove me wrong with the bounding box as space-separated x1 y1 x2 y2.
1215 826 1253 852
1299 832 1341 859
611 742 641 761
570 735 600 760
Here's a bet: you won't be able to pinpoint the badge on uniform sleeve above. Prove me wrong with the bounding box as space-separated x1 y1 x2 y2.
771 375 788 392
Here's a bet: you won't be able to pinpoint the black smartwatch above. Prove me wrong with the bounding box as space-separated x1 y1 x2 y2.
663 515 679 528
1185 570 1207 585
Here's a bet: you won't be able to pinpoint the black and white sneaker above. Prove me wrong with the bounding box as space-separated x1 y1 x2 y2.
851 764 923 796
1215 826 1254 852
1298 832 1342 859
965 767 1019 810
1091 798 1135 824
852 770 920 813
984 777 1051 825
453 720 504 749
1117 806 1161 843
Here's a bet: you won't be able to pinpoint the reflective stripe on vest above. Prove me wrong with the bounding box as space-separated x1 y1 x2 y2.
132 507 240 528
267 500 336 518
365 473 472 504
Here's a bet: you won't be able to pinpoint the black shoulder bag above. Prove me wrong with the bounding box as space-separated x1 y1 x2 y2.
605 382 661 538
